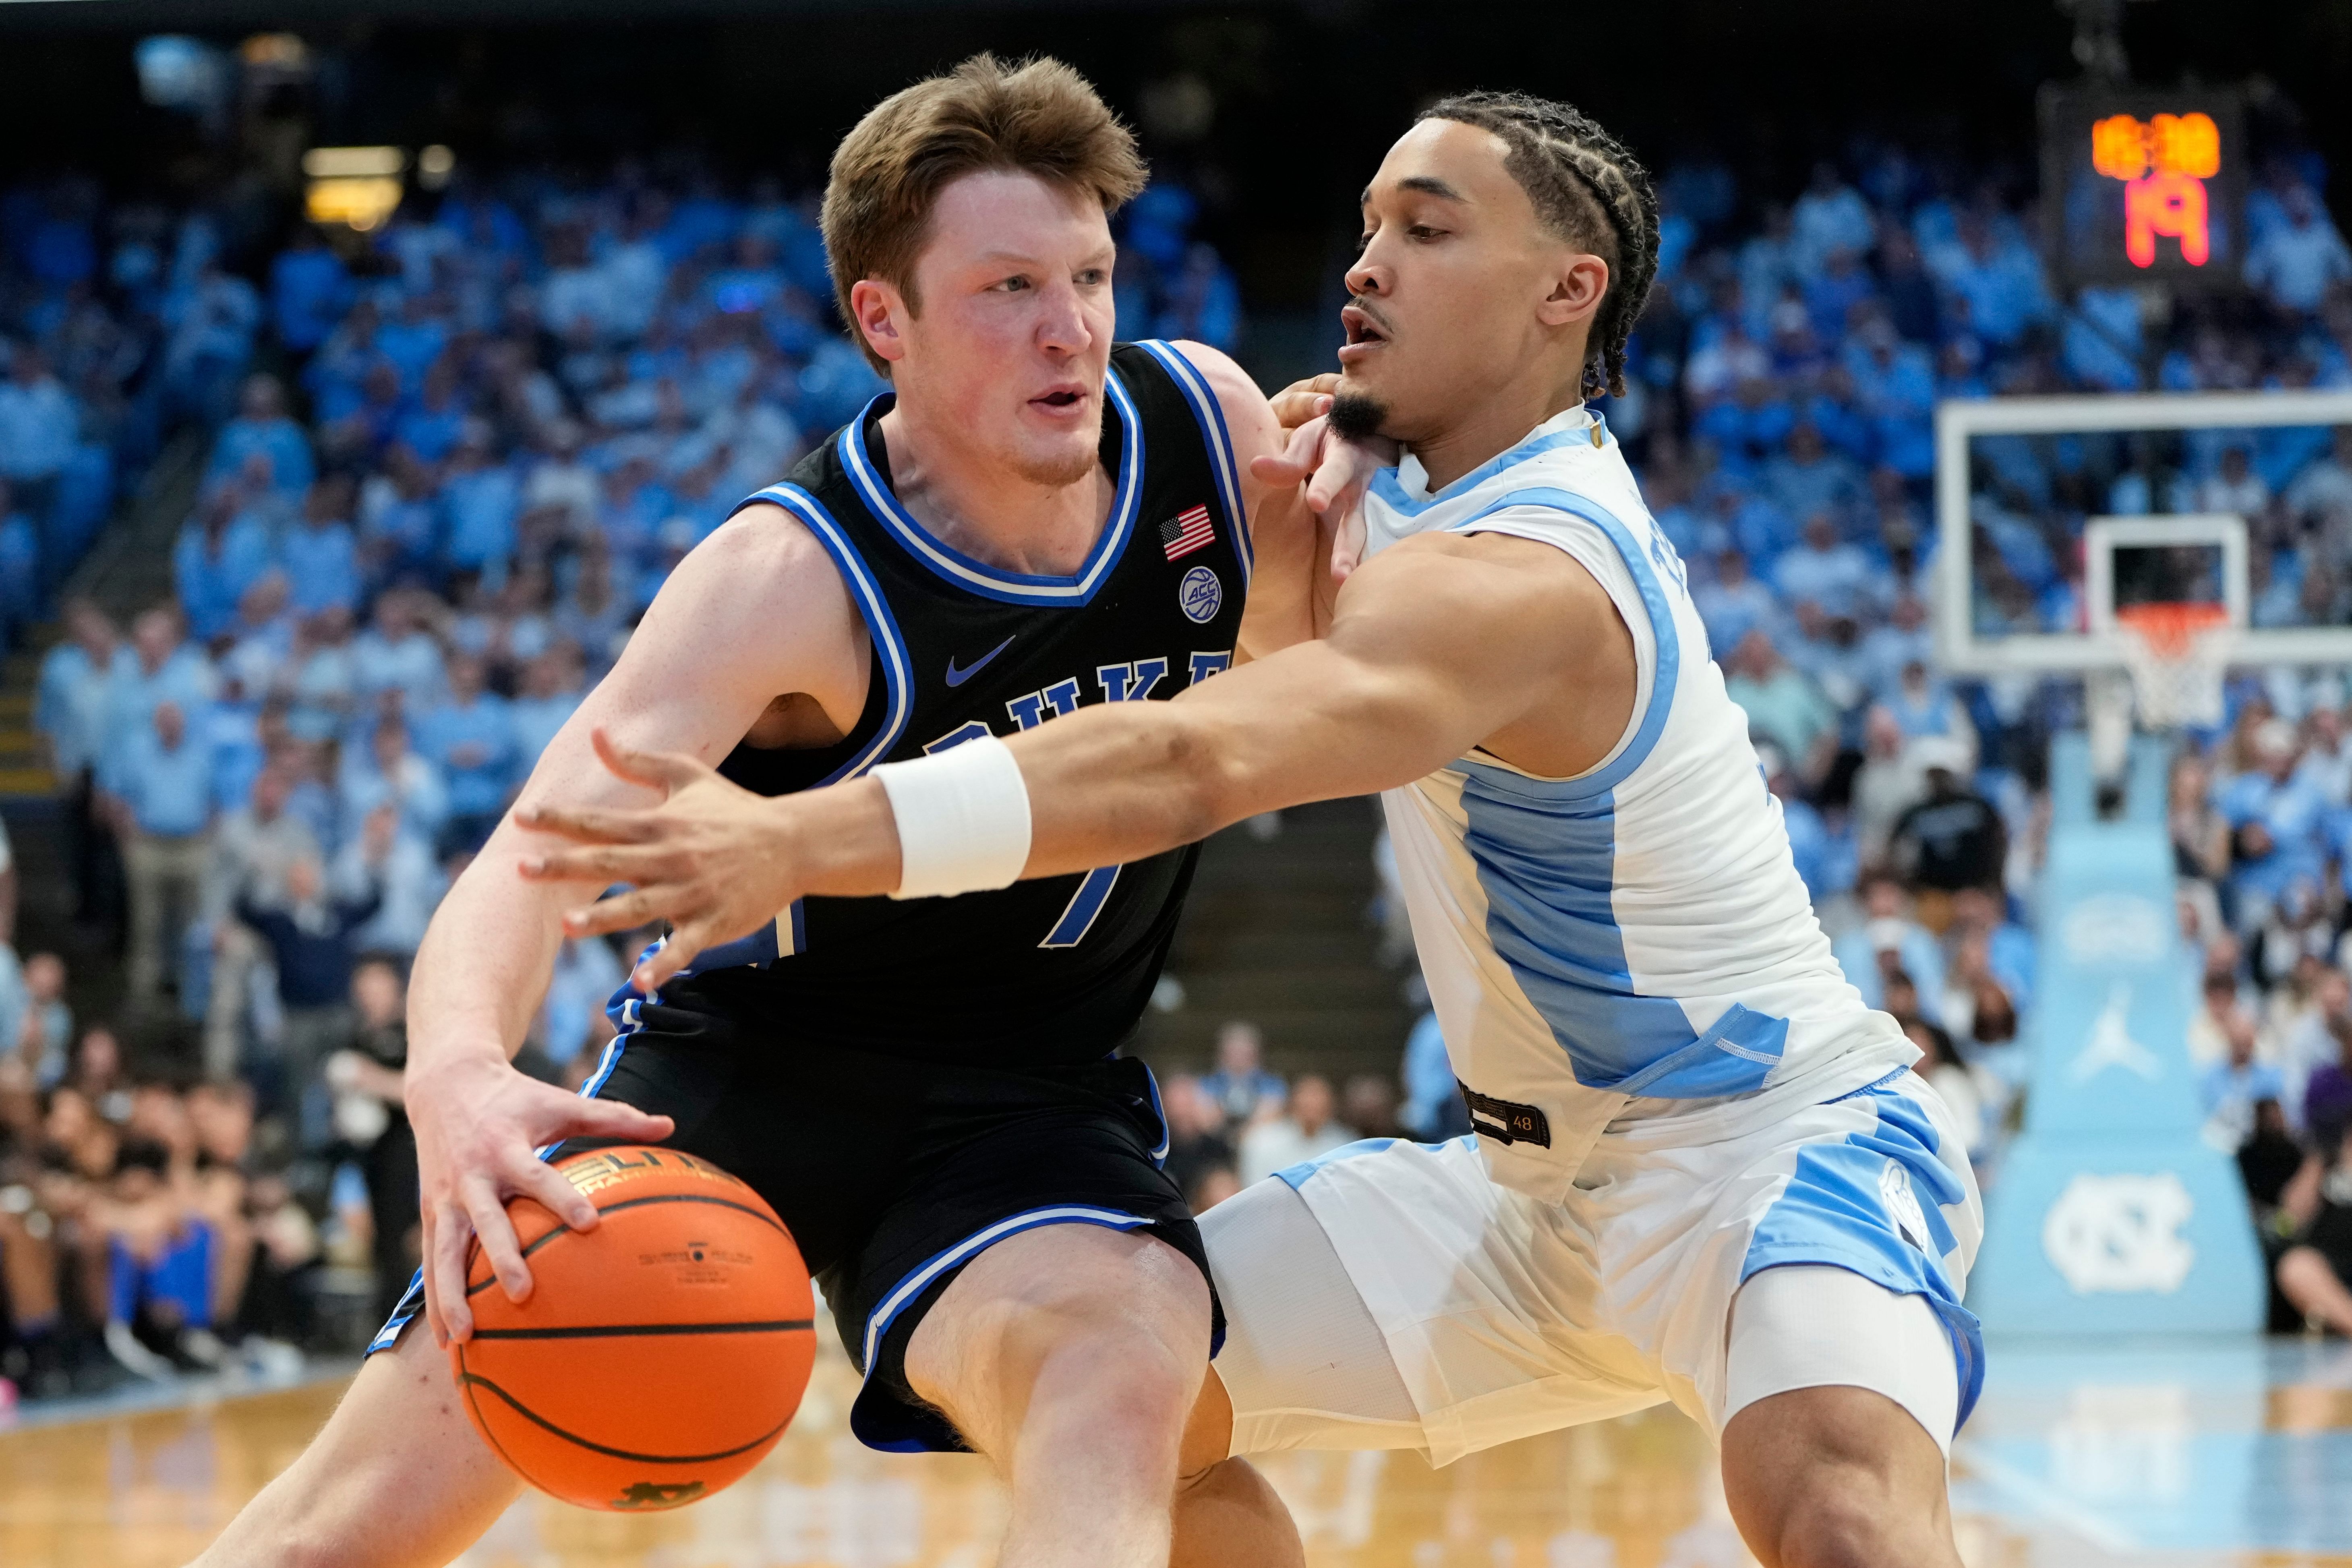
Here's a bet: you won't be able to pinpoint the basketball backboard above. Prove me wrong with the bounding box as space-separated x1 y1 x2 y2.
1936 388 2352 677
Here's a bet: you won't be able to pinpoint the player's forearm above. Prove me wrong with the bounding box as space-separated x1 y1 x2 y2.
996 658 1469 876
405 821 578 1073
752 705 1248 894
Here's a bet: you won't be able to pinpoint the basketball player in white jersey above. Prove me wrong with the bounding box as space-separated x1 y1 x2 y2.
527 93 1983 1568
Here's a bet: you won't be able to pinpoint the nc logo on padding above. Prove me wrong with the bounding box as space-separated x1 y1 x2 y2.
2041 1172 2196 1294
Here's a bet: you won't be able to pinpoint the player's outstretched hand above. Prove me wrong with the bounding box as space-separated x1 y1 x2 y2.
515 729 795 990
1249 413 1393 585
410 1051 673 1344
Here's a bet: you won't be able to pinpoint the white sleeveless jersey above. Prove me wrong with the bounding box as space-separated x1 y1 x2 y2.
1365 405 1917 1203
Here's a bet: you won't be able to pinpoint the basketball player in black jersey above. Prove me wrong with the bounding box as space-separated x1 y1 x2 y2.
186 55 1340 1568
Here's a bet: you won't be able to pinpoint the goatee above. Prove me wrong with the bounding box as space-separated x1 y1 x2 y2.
1327 392 1391 444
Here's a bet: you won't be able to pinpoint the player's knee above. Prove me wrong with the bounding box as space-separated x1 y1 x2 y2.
2277 1245 2335 1302
1013 1295 1196 1411
1176 1366 1236 1479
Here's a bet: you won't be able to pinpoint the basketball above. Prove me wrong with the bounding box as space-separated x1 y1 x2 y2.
451 1146 816 1512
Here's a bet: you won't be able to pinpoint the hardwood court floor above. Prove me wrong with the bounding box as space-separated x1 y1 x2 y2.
4 1332 2350 1567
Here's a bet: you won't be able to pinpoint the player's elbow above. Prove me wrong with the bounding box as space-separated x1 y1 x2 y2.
1135 710 1250 844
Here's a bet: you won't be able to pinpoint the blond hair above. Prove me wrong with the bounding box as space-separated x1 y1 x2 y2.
822 54 1148 372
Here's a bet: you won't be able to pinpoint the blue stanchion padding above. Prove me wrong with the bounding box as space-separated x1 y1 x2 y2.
1968 734 2265 1334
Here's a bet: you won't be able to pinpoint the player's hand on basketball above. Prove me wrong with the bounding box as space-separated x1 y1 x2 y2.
515 729 797 989
409 1050 673 1345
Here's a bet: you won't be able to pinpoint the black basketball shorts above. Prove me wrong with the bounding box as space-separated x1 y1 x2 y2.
373 1000 1221 1454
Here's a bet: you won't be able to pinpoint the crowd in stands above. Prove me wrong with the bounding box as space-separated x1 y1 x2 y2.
1159 1021 1418 1214
0 176 230 650
8 128 2352 1399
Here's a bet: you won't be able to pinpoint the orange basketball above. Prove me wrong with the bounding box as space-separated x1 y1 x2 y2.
451 1146 816 1512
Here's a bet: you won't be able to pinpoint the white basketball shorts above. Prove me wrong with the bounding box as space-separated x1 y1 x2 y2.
1202 1069 1984 1467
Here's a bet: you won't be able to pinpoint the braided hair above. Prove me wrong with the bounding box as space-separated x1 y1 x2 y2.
1419 91 1659 401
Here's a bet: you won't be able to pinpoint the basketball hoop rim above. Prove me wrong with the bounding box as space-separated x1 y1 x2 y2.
2113 601 2236 660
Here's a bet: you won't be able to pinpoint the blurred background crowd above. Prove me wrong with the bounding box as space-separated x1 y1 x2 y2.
1 6 2351 1408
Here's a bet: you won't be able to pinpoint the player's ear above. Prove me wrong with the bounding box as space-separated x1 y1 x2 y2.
849 278 909 366
1536 253 1609 330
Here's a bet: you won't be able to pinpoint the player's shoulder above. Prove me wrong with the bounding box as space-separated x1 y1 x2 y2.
1121 337 1251 403
661 486 856 621
1114 338 1274 453
1481 429 1652 523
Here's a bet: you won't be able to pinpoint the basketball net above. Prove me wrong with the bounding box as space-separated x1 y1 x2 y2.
2088 602 2233 785
2116 602 2234 730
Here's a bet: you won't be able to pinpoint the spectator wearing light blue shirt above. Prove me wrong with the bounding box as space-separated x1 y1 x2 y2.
357 447 442 590
282 476 362 617
1198 1020 1287 1128
111 700 215 1002
439 425 520 581
333 803 447 959
2199 1026 2286 1152
2246 186 2352 317
1832 873 1947 1025
173 486 277 643
163 261 261 424
1881 659 1973 750
37 600 128 927
2220 718 2332 923
1763 744 1855 904
1789 162 1876 279
340 718 450 849
204 375 314 499
1691 548 1783 661
1398 1009 1470 1141
536 935 625 1071
1761 422 1865 533
375 293 448 391
0 345 80 504
348 592 446 713
413 653 513 855
1934 215 2052 348
287 605 358 743
1859 593 1935 699
392 362 466 465
268 228 352 355
204 673 267 817
36 599 123 782
101 607 217 792
1772 513 1874 621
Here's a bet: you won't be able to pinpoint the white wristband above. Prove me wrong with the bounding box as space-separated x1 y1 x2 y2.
872 734 1034 900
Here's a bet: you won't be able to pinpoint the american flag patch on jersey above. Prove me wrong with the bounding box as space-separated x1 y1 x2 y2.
1160 504 1215 561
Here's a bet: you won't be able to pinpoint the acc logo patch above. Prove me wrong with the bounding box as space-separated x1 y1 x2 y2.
1178 565 1222 624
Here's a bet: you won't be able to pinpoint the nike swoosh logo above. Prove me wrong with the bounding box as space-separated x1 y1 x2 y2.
945 636 1016 687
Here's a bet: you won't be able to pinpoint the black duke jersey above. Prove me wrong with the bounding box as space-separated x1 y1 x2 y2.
656 340 1251 1066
